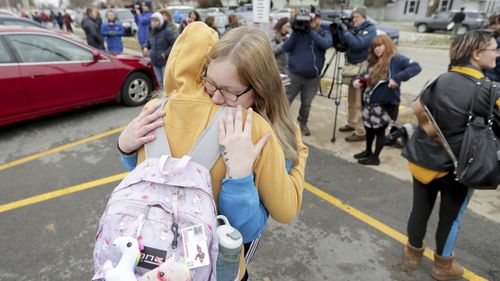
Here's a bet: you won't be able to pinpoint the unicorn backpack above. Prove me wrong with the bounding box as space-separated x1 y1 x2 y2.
92 99 226 280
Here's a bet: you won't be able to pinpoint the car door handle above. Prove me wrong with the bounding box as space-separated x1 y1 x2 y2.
30 73 46 78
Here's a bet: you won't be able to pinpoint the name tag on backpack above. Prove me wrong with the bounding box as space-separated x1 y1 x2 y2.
181 224 210 269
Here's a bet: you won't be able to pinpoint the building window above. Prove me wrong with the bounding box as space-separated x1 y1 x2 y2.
404 0 420 14
440 0 449 11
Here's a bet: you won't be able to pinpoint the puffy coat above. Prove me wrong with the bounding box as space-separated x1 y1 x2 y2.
144 22 176 67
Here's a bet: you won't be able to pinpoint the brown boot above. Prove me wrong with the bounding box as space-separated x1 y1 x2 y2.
431 253 464 280
403 243 425 270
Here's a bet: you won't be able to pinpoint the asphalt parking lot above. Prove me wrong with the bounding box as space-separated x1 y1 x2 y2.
1 101 499 281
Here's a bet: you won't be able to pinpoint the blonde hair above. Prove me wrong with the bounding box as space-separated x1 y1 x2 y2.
203 26 298 165
450 30 494 67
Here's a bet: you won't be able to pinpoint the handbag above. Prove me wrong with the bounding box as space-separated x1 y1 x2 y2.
456 83 500 189
413 80 500 189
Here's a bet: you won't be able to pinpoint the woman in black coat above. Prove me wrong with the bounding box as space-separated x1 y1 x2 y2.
402 31 500 280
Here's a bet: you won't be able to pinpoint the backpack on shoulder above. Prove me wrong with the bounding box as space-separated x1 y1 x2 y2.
412 79 500 189
92 99 227 280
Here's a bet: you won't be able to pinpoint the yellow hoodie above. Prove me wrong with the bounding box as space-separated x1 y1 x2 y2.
137 22 309 279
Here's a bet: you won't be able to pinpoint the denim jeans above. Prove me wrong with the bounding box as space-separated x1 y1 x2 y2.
153 65 165 90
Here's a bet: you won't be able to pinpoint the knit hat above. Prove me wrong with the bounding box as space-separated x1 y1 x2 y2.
151 12 164 26
142 1 152 10
352 6 368 19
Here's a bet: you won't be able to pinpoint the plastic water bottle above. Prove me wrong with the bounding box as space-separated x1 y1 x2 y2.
216 215 243 281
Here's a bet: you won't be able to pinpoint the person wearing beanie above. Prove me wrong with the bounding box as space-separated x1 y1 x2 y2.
135 1 153 48
336 5 377 142
143 12 176 91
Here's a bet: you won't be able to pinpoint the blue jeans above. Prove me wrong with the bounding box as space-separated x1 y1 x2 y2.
153 66 165 90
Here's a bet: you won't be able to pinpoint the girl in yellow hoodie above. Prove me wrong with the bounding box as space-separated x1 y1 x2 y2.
117 23 308 280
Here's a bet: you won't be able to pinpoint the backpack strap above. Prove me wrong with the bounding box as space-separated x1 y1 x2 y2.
144 98 171 159
188 106 228 170
145 99 227 171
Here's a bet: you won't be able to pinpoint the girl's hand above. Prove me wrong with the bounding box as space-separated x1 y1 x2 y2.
353 79 362 89
219 106 271 179
118 102 165 154
388 79 399 89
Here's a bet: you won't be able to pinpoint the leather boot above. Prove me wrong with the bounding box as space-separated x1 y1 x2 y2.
431 253 464 280
403 243 425 270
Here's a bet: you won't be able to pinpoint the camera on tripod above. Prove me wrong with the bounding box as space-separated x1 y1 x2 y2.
328 14 353 52
292 9 312 33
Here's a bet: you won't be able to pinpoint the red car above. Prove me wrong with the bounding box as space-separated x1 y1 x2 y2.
0 26 158 125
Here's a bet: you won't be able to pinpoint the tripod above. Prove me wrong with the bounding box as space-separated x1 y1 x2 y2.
330 53 343 143
319 50 341 98
318 50 345 143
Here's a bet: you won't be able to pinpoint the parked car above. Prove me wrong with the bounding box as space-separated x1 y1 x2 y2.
0 27 158 126
270 8 292 20
100 8 138 36
321 9 400 44
414 11 487 34
167 6 195 24
235 11 253 25
0 15 85 44
0 9 17 17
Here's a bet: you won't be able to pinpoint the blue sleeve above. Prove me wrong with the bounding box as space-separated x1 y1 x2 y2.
218 175 267 243
116 23 125 36
218 160 293 243
311 30 332 50
391 55 422 85
282 32 298 53
100 24 108 36
342 26 376 51
119 152 138 171
139 13 152 25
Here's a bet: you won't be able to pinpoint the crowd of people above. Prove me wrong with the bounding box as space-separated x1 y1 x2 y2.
75 3 498 280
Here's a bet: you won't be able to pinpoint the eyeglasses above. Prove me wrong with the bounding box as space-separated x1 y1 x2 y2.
480 48 500 54
200 73 252 102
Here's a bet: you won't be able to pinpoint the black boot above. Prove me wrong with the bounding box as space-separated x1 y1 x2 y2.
358 155 380 166
354 151 372 159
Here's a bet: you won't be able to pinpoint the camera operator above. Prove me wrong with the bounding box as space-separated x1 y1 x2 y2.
336 6 377 142
283 10 332 136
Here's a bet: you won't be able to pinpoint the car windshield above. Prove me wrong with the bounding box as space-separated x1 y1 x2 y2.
116 11 133 22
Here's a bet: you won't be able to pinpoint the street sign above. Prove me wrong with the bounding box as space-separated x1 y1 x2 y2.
253 0 270 23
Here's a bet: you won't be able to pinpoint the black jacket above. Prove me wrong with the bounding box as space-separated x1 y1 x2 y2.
452 12 466 24
82 17 104 50
402 67 500 172
362 54 421 106
145 22 176 67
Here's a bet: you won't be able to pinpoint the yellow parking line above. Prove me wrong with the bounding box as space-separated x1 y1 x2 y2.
0 173 127 213
0 126 126 172
0 174 488 280
304 183 487 281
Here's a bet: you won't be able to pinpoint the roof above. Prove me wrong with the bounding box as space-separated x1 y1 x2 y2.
0 26 56 34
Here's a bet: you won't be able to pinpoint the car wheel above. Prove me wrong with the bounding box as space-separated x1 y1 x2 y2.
121 72 152 106
417 24 428 33
457 25 468 35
